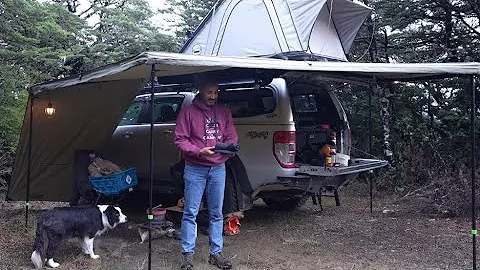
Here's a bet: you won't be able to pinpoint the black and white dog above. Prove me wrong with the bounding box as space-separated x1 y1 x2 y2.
31 205 127 268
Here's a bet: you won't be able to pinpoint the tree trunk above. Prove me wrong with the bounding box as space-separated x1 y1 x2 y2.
379 84 394 163
378 82 399 189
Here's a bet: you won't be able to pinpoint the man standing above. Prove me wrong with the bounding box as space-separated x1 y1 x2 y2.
175 78 238 270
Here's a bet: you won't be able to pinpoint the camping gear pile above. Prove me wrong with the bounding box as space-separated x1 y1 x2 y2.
87 153 122 176
85 152 138 204
297 123 340 167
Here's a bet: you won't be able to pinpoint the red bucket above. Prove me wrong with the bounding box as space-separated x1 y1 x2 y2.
147 207 166 225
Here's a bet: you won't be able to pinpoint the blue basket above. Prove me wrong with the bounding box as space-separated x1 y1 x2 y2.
89 168 138 195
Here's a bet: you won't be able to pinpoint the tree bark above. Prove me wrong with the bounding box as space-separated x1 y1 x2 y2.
379 84 394 163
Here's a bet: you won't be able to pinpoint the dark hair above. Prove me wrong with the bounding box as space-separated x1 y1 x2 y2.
198 81 219 92
195 73 218 90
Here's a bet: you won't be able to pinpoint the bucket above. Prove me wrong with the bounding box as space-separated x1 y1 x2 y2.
335 153 349 166
146 206 166 226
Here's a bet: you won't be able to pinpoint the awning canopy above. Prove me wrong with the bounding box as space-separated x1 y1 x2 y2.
32 52 480 94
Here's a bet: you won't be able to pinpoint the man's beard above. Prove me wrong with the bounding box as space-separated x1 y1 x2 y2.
206 99 216 107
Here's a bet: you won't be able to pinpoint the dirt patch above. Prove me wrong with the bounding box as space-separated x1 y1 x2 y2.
0 184 473 270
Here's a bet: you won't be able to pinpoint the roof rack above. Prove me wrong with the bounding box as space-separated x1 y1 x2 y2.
139 83 196 95
139 79 265 95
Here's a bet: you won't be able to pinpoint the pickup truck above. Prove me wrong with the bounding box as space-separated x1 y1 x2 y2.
100 76 388 213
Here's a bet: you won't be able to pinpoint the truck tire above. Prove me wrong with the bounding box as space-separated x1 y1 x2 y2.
200 166 238 215
222 166 239 214
263 195 309 211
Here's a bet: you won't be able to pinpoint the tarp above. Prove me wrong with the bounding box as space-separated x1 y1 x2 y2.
180 0 372 61
7 51 480 201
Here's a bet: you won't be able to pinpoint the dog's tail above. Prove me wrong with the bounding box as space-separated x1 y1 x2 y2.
31 214 48 269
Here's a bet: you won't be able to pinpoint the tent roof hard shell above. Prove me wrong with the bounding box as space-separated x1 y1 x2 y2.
180 0 372 61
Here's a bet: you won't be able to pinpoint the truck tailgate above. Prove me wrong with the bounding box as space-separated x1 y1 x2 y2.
296 158 389 177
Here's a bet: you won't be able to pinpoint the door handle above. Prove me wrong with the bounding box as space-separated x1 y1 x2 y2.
123 131 134 138
163 130 174 134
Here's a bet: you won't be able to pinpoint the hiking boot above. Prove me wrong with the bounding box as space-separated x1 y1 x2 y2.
180 252 194 270
208 253 232 269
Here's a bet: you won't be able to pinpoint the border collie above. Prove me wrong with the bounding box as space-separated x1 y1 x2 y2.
31 205 127 268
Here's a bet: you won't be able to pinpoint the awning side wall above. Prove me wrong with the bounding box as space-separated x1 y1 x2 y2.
8 79 144 201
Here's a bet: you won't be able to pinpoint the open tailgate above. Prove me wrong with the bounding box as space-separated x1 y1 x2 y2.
296 158 389 177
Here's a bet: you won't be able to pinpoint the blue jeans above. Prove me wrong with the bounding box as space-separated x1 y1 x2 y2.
181 163 225 255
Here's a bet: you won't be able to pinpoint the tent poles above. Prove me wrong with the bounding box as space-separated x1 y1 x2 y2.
25 92 33 230
369 83 373 214
148 64 156 270
470 75 477 270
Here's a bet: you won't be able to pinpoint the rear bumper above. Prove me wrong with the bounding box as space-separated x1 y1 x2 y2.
275 173 360 194
252 158 388 197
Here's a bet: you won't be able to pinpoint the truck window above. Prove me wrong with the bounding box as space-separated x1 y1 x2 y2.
292 94 318 113
118 97 148 126
119 96 184 125
219 87 275 118
152 96 184 123
291 93 339 127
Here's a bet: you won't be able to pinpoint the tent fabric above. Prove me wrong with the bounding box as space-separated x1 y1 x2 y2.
7 51 480 201
309 4 346 60
216 1 282 56
10 80 143 201
327 0 372 53
30 52 480 92
180 0 372 61
287 0 326 50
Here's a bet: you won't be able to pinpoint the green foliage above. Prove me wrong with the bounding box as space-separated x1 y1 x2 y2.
81 0 178 69
160 0 216 47
0 0 86 152
0 0 178 185
343 0 480 215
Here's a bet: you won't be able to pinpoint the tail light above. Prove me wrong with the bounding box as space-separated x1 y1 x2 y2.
273 131 296 168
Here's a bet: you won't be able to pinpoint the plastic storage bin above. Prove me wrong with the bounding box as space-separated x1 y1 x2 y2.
89 168 138 195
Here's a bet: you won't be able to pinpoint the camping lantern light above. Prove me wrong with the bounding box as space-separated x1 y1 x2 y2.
44 102 56 116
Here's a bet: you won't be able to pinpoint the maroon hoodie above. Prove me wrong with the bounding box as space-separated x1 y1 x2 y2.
175 95 238 166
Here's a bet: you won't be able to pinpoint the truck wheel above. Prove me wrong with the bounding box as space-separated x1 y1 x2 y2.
222 166 239 214
263 195 309 211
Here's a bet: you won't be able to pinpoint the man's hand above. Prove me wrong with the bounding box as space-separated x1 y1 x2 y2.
199 146 215 156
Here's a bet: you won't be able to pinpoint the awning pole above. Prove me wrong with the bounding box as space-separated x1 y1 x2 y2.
148 64 155 270
25 92 33 230
470 75 477 270
369 83 373 214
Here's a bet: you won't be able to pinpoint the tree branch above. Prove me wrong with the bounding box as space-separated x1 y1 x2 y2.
79 5 94 17
455 13 480 36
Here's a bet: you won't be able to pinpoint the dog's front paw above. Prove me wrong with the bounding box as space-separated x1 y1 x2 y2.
47 258 60 268
90 254 100 259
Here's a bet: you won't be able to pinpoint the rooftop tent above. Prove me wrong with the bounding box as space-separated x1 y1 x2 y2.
6 51 480 202
180 0 372 61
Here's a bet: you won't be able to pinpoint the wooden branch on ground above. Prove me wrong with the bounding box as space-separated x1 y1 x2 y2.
402 182 434 198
